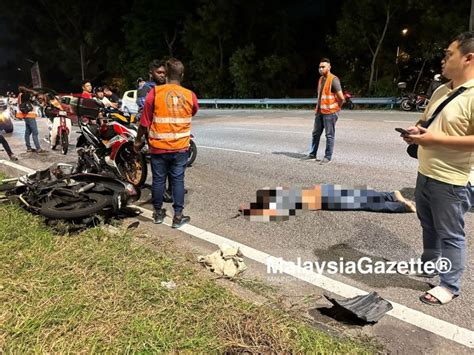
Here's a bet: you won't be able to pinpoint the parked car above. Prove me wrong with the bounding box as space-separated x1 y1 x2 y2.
121 90 138 114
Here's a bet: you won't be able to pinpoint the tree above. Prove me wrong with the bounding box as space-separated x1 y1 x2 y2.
3 0 128 90
331 0 402 94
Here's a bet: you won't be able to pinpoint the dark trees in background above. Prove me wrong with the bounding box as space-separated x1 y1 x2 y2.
1 0 471 97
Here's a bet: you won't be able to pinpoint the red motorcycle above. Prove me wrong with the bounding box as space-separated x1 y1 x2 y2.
71 97 148 187
343 90 354 110
45 96 71 154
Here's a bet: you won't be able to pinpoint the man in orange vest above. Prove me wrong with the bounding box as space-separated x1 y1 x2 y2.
302 58 345 164
16 86 47 153
134 58 199 228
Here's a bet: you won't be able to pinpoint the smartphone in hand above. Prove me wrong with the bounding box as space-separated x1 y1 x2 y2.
395 128 410 136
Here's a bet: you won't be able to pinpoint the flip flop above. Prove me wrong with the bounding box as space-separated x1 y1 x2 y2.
419 286 458 306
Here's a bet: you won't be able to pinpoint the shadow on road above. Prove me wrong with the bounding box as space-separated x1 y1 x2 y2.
272 151 307 159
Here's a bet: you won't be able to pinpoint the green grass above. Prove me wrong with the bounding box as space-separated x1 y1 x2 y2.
0 204 377 353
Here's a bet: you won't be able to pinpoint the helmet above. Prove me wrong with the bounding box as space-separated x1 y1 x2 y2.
434 74 441 81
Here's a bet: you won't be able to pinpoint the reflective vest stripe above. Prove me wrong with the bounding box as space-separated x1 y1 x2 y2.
152 116 192 124
149 131 191 140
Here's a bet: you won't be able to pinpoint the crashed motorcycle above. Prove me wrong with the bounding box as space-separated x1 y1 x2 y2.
3 164 139 220
71 98 148 187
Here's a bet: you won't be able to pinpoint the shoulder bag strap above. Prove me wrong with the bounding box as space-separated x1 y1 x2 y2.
423 86 467 128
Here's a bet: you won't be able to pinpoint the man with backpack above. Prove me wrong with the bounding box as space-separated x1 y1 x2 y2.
17 86 46 154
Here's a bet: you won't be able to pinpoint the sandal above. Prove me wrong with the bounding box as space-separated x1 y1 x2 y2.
419 286 458 306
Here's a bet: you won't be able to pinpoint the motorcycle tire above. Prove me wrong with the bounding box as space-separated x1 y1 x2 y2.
187 140 197 167
39 193 112 220
415 104 426 113
117 147 148 187
61 133 69 155
400 99 414 112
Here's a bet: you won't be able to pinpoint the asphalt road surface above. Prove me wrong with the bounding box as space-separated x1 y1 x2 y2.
2 109 473 349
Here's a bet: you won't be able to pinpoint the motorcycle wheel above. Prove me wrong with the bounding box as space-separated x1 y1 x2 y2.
400 99 413 111
187 140 197 167
39 193 112 219
61 133 69 155
415 103 426 113
117 148 148 187
347 101 355 110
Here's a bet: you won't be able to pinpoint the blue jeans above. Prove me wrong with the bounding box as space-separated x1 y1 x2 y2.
415 173 472 295
150 152 188 214
321 185 406 213
309 113 338 160
24 118 41 150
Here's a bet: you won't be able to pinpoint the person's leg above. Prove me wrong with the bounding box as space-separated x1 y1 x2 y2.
29 119 41 150
415 174 441 270
361 190 408 213
24 119 32 150
150 154 168 213
0 134 13 156
323 113 338 160
309 114 324 157
168 152 188 215
426 178 470 296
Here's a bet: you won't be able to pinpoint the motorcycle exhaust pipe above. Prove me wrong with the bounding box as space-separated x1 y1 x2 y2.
77 182 95 193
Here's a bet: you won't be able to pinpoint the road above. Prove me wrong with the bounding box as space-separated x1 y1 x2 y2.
2 109 473 351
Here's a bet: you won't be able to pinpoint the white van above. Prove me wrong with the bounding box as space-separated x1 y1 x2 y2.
121 90 138 114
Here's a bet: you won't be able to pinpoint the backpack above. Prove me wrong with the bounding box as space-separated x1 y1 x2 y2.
19 101 33 114
19 93 33 114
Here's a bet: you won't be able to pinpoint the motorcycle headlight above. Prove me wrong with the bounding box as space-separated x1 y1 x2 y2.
125 183 137 196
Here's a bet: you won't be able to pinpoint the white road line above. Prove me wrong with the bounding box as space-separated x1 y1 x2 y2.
247 115 264 118
133 204 473 349
198 145 261 155
0 160 36 174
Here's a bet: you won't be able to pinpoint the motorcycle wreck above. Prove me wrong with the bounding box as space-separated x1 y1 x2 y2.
1 163 141 226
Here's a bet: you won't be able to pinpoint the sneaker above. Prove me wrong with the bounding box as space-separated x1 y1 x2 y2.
320 157 332 165
300 154 316 161
153 208 166 224
26 148 36 153
9 154 18 161
36 149 48 154
172 214 190 228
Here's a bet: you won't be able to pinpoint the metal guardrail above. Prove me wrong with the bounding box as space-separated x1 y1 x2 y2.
199 97 399 109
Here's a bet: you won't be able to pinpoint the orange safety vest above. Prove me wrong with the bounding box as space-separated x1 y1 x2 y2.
315 73 340 114
148 84 194 151
16 93 37 119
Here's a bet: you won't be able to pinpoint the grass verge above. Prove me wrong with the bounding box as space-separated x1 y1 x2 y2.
0 204 377 353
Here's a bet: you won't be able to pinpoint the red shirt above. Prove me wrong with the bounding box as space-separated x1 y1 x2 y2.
81 92 93 99
140 86 199 154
